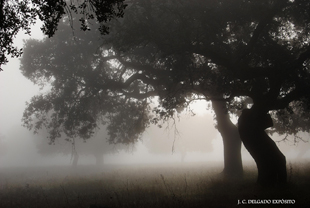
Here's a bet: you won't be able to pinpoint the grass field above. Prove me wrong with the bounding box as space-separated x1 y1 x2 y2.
0 162 309 208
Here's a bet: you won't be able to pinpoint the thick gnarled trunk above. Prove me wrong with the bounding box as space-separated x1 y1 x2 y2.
238 108 287 186
212 100 243 178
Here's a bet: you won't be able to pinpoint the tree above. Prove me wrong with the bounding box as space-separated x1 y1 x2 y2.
21 0 310 186
103 0 247 177
21 14 149 153
231 0 310 186
0 0 126 71
34 125 128 167
144 113 216 162
21 11 243 178
105 0 310 185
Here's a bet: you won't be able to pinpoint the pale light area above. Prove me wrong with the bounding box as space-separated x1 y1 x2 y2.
106 132 224 165
0 26 42 134
186 99 211 116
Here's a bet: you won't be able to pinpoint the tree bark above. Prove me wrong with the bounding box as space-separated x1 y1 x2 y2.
212 100 243 178
238 108 287 186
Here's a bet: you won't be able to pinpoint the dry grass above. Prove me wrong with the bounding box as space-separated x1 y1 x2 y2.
0 162 309 208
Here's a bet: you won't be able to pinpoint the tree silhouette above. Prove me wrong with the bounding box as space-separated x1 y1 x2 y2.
105 0 310 185
21 0 310 186
21 15 149 155
0 0 126 71
34 125 128 168
21 14 242 178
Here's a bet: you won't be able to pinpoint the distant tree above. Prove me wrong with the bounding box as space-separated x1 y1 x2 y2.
0 0 126 71
21 14 148 154
144 114 216 162
21 0 310 186
34 125 129 167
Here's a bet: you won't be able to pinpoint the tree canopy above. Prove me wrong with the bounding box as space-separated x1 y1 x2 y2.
21 0 310 146
105 0 310 138
21 16 150 144
0 0 126 71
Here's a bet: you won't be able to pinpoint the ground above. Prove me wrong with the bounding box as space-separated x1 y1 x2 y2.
0 162 309 208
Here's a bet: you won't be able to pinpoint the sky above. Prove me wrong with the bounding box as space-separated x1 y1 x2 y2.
0 22 308 168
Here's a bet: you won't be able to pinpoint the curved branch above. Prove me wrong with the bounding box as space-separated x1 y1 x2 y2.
123 90 158 99
123 73 158 88
237 0 289 63
269 89 303 110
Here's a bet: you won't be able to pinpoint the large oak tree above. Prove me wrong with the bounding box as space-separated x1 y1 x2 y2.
21 0 310 186
105 0 310 186
21 13 243 178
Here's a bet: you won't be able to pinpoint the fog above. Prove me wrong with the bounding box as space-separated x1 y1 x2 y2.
0 22 309 172
0 24 228 168
0 58 309 169
0 99 226 167
0 57 222 168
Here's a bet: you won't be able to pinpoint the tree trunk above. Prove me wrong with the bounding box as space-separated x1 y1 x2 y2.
212 100 243 178
238 108 287 186
94 152 104 167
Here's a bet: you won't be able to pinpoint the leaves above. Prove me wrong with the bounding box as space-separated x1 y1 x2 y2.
0 0 126 71
21 0 310 144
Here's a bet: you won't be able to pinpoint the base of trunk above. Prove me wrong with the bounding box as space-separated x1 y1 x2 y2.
212 100 243 180
238 109 287 186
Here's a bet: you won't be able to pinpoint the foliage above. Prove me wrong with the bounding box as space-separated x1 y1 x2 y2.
106 0 310 139
33 125 127 160
21 16 150 144
270 100 310 138
21 0 310 145
0 0 126 71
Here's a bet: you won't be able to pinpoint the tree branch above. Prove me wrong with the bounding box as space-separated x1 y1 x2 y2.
267 82 310 111
123 90 158 99
122 73 159 88
191 45 231 69
237 0 289 63
289 46 310 69
117 58 170 78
